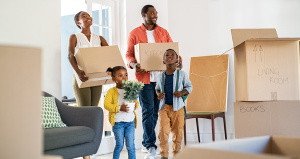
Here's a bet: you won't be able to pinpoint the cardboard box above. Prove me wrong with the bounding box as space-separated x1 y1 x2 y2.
186 54 229 112
234 101 300 138
175 136 300 159
0 45 42 159
75 45 125 88
134 42 179 71
232 29 300 101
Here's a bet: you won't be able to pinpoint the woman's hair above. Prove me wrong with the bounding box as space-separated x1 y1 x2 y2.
141 5 154 15
164 49 178 59
106 66 127 77
74 11 84 29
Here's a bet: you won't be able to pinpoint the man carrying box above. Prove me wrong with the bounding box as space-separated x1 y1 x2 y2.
125 4 173 159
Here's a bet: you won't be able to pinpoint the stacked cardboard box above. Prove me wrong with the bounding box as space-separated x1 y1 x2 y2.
232 29 300 138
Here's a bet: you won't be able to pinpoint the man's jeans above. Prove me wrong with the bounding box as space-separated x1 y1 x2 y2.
139 82 160 149
112 121 136 159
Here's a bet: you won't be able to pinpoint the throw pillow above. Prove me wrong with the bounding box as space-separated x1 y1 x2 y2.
42 97 67 128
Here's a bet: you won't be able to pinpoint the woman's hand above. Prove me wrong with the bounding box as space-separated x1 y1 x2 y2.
120 103 129 112
157 93 165 100
77 70 88 82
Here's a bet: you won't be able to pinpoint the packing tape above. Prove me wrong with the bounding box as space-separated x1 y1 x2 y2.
87 76 112 82
190 70 228 78
216 47 234 58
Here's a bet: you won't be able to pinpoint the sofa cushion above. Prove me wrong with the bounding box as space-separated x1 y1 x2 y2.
44 126 95 151
42 97 67 128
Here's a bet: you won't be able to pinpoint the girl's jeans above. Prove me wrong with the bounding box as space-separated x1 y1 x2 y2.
112 121 136 159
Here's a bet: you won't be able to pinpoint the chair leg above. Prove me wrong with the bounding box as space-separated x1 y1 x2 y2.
83 156 90 159
196 118 200 143
223 113 227 140
184 118 187 145
211 114 215 141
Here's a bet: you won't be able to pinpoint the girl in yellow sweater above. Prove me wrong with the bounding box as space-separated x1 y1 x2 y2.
104 66 139 159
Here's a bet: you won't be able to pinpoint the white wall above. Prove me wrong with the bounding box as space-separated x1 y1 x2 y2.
168 0 300 142
0 0 61 158
0 0 61 98
124 0 169 149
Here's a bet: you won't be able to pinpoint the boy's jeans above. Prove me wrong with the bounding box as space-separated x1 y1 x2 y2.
158 104 184 158
139 82 160 149
112 121 136 159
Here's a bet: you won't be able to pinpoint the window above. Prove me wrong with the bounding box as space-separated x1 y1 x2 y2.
87 0 117 138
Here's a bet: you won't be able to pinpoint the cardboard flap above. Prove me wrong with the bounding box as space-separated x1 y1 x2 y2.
231 29 278 47
187 54 229 112
271 136 300 157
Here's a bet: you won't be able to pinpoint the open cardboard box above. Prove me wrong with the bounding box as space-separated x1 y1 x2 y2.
234 100 300 138
75 45 125 88
186 54 229 112
175 136 300 159
134 42 179 71
232 29 300 101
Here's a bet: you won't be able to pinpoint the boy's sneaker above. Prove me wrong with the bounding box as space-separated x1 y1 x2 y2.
144 147 156 159
141 145 148 153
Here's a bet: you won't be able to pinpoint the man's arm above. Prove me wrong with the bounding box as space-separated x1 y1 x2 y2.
125 32 147 73
125 33 137 69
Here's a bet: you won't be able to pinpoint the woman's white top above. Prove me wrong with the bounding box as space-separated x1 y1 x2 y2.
75 32 101 55
146 30 161 82
114 88 135 122
74 32 101 70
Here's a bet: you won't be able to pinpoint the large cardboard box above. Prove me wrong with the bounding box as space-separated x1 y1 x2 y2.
186 54 229 112
175 136 300 159
234 101 300 138
232 29 300 101
75 45 125 88
134 42 179 71
0 46 42 159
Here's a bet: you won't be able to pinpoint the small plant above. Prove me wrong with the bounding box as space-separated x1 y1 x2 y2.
122 80 144 102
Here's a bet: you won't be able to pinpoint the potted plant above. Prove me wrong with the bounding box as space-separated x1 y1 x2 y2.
122 80 144 112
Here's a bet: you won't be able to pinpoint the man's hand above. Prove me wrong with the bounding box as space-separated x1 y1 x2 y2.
158 93 165 100
77 70 88 82
120 103 129 112
135 63 147 74
173 91 183 98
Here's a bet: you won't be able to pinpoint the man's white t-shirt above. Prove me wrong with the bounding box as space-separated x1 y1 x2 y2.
146 30 161 82
114 88 135 122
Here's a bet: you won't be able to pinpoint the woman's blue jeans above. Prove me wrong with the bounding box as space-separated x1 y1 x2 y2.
112 121 136 159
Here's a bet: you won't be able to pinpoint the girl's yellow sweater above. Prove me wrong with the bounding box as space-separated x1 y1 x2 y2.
104 87 139 128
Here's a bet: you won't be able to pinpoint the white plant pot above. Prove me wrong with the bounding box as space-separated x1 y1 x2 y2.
125 101 135 112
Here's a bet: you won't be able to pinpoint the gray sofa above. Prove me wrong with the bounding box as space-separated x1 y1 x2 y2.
43 92 103 159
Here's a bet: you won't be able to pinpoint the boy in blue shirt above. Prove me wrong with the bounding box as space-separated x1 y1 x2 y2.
155 49 192 159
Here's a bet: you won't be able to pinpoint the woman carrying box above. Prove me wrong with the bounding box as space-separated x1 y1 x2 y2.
68 11 109 106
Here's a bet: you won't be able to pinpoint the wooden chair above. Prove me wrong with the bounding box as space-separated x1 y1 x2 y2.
183 112 227 145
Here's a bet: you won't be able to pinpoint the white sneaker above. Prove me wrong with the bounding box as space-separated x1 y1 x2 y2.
141 145 148 153
144 147 156 159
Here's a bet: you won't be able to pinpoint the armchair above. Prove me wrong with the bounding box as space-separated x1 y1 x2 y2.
43 92 103 159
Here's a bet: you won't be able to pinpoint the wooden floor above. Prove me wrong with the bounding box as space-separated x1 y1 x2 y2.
75 148 174 159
